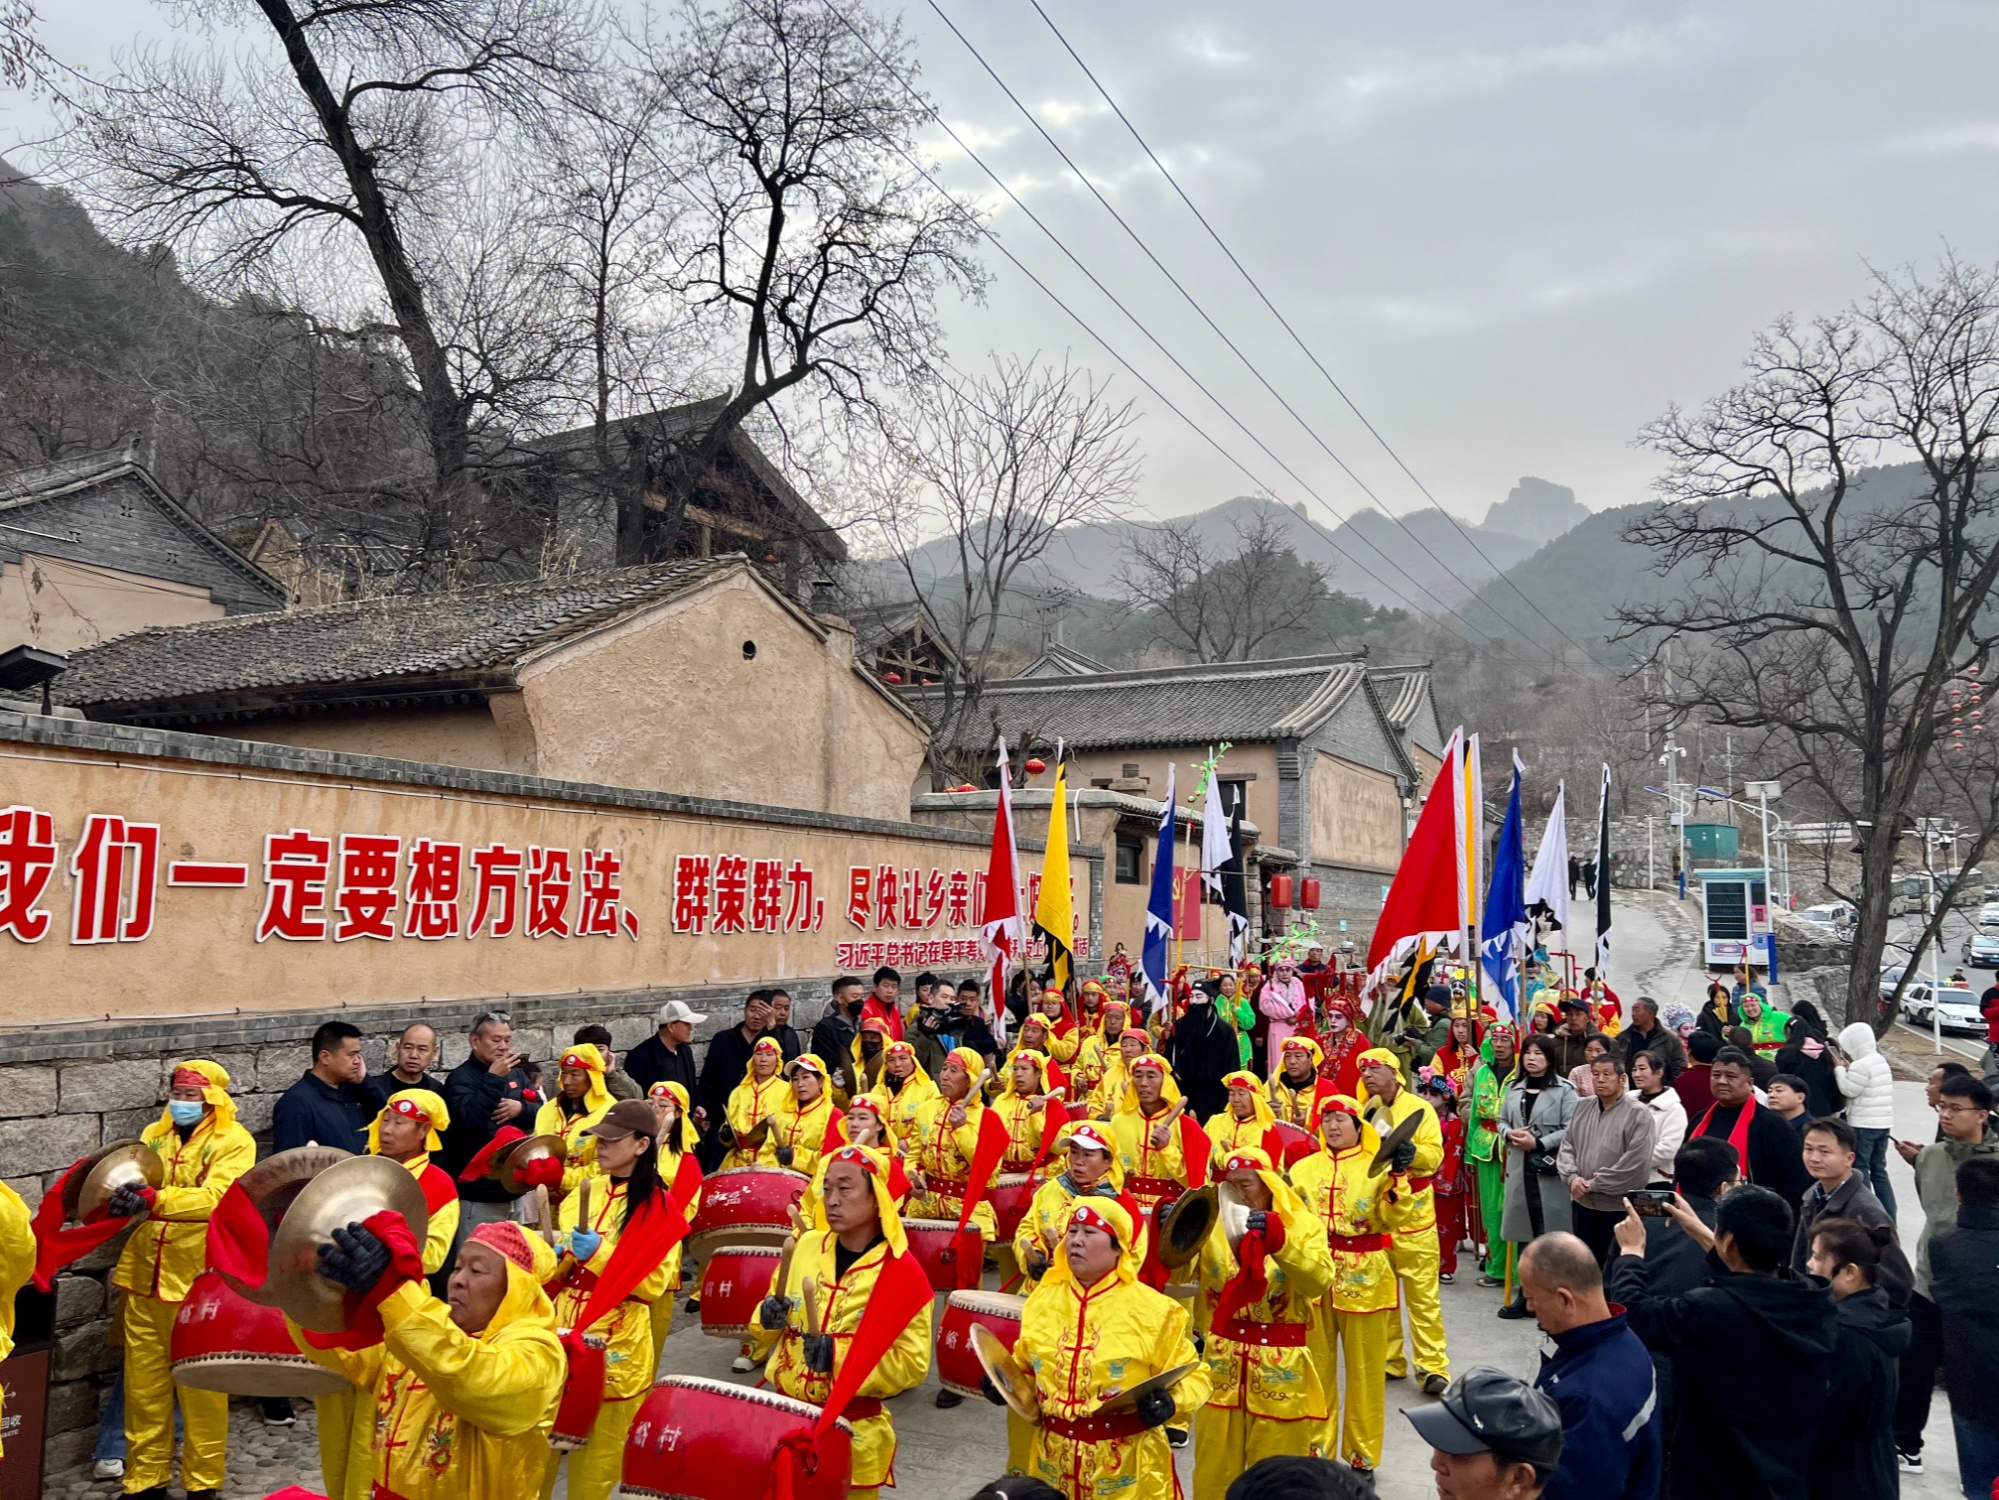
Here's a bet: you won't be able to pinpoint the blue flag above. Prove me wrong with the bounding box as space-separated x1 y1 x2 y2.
1480 754 1528 1019
1142 764 1177 1013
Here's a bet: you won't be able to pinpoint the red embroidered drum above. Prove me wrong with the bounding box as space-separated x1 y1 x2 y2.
935 1290 1025 1397
697 1244 785 1339
1266 1122 1314 1169
1066 1101 1094 1123
903 1217 981 1292
686 1166 809 1257
622 1374 853 1500
988 1173 1035 1243
170 1270 348 1397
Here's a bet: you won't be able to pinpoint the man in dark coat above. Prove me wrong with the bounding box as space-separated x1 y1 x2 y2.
1790 1117 1910 1305
1618 997 1688 1080
696 991 772 1155
1167 984 1239 1124
440 1012 545 1234
1688 1049 1811 1209
1609 1183 1837 1500
1930 1157 1999 1500
624 1000 704 1119
810 976 865 1077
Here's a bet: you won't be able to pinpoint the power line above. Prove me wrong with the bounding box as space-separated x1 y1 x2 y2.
808 2 1555 670
1019 0 1614 672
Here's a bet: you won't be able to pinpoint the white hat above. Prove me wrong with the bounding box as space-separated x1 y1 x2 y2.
656 1000 708 1026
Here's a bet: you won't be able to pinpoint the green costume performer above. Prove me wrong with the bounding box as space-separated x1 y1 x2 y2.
1467 1026 1516 1281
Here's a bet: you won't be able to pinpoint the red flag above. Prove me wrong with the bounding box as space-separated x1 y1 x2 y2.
1364 732 1465 998
978 741 1025 1044
1178 1113 1214 1187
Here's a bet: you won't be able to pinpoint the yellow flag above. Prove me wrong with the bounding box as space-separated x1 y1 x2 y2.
1034 760 1075 991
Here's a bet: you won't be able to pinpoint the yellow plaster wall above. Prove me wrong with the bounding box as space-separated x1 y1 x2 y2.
0 553 224 654
212 704 515 772
1060 744 1281 836
1309 752 1404 872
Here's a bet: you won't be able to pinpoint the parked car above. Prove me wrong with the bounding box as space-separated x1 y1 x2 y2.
1962 926 1999 967
1799 903 1854 935
1898 981 1986 1036
1976 900 1999 927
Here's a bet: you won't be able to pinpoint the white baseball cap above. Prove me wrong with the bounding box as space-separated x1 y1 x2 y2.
656 1000 708 1026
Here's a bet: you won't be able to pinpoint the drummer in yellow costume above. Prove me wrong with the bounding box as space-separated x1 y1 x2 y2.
879 1038 939 1155
1108 1051 1206 1293
1357 1045 1449 1392
0 1177 32 1458
721 1035 788 1169
1007 1196 1209 1500
1087 1026 1148 1118
540 1100 677 1500
316 1089 464 1500
533 1043 614 1195
1289 1092 1422 1476
1070 998 1130 1106
994 1048 1063 1173
1268 1035 1325 1128
296 1218 565 1500
1034 988 1083 1066
1012 1122 1130 1295
645 1082 703 1354
107 1059 255 1500
761 1055 841 1177
1207 1070 1277 1175
1192 1147 1337 1495
752 1144 934 1500
908 1047 997 1241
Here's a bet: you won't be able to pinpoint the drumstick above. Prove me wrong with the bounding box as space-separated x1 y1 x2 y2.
772 1232 797 1315
1150 1097 1185 1146
577 1177 593 1240
802 1275 821 1336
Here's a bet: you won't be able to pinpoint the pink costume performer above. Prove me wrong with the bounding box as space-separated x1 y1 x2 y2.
1259 962 1311 1075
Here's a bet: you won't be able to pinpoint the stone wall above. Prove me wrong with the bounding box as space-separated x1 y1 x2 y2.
13 979 882 1488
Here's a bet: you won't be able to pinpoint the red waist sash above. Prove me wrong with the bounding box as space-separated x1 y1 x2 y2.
1212 1315 1310 1348
1327 1231 1388 1253
1044 1408 1152 1444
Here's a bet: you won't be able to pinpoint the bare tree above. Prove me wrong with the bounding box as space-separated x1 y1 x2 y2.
867 356 1139 786
64 0 593 578
1116 507 1337 662
1618 255 1999 1027
626 0 984 565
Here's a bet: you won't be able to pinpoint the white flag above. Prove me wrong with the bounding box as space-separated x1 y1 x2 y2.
1525 780 1570 941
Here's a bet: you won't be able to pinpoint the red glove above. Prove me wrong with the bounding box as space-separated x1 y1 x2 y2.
516 1156 565 1191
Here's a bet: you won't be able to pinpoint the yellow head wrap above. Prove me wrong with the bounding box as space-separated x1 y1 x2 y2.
1309 1092 1380 1158
942 1045 986 1092
1220 1070 1275 1128
741 1036 786 1088
1356 1046 1402 1073
1043 1194 1140 1292
367 1088 450 1154
463 1221 559 1341
556 1043 613 1116
999 1047 1055 1101
1215 1145 1313 1237
1115 1051 1183 1117
160 1058 236 1136
813 1142 909 1256
882 1039 933 1091
1280 1035 1326 1072
646 1081 701 1155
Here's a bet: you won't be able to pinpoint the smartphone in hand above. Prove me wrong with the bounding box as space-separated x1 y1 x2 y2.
1628 1189 1678 1218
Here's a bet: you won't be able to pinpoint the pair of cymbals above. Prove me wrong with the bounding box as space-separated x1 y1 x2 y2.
63 1139 165 1223
1368 1110 1425 1177
485 1133 567 1196
972 1323 1197 1425
1155 1186 1217 1270
224 1148 429 1334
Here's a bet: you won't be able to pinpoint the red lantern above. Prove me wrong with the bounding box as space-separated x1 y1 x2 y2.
1300 877 1321 910
883 671 903 684
1024 757 1047 776
1268 873 1293 909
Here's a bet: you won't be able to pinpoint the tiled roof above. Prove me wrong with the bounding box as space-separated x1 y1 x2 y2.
1368 664 1434 730
57 556 737 714
908 653 1370 750
1015 643 1110 678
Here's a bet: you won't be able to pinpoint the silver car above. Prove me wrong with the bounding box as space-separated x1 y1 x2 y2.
1962 926 1999 968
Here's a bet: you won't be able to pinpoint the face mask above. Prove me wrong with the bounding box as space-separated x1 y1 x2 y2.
168 1099 205 1127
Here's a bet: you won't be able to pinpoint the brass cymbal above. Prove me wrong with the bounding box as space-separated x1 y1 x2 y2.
1155 1185 1217 1271
1098 1361 1202 1416
492 1133 567 1197
69 1141 164 1223
1368 1110 1424 1178
971 1323 1039 1424
1216 1179 1251 1256
222 1147 351 1307
266 1155 428 1333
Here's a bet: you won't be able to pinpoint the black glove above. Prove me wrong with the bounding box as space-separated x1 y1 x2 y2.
1245 1210 1269 1235
1135 1387 1176 1429
317 1222 391 1296
106 1185 151 1219
717 1123 737 1149
1026 1249 1050 1279
802 1332 835 1374
774 1145 795 1169
758 1294 792 1329
1190 1331 1205 1357
980 1374 1009 1407
1390 1140 1418 1174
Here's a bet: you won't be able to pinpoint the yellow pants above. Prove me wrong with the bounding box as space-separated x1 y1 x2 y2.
313 1386 368 1500
1007 1409 1034 1476
1383 1228 1448 1379
539 1392 641 1500
1193 1399 1325 1497
123 1290 229 1495
1323 1308 1390 1470
649 1296 675 1373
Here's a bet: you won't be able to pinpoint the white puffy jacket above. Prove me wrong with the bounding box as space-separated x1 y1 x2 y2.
1835 1022 1895 1128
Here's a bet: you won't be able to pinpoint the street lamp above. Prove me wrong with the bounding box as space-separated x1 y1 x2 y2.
1745 781 1781 970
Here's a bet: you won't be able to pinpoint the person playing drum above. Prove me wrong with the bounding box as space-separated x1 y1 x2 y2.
533 1044 615 1196
1074 1001 1133 1110
1107 1052 1207 1291
753 1145 934 1500
1087 1027 1148 1119
761 1056 842 1178
1001 1197 1209 1500
540 1100 678 1500
907 1047 999 1247
1207 1069 1278 1176
993 1048 1063 1175
879 1037 939 1156
1012 1123 1132 1295
721 1036 788 1170
1191 1147 1337 1495
1033 988 1082 1065
297 1219 564 1500
1268 1036 1325 1129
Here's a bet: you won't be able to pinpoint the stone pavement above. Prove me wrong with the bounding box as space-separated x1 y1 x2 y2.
42 889 1971 1499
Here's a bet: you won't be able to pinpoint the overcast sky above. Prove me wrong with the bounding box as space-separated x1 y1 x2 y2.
12 1 1999 528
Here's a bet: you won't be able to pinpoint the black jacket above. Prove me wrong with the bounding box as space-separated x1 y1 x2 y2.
1619 1020 1689 1079
1691 1101 1812 1209
1810 1287 1907 1500
271 1071 373 1156
625 1032 700 1102
1610 1251 1838 1500
1772 1043 1840 1118
1789 1173 1911 1307
1930 1200 1999 1428
698 1024 764 1129
810 1010 858 1078
441 1056 545 1202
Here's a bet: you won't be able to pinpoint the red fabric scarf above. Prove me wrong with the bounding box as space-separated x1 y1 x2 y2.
1694 1096 1758 1179
1028 1098 1069 1173
299 1211 425 1351
30 1157 135 1292
1210 1227 1273 1328
457 1126 527 1183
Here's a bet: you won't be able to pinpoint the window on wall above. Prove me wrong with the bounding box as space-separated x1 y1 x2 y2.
1115 835 1145 885
1219 780 1248 819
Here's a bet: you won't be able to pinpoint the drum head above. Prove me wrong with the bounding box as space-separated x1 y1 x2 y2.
171 1353 349 1397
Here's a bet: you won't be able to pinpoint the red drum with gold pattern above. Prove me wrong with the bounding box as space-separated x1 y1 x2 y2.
903 1218 981 1292
988 1172 1036 1244
170 1270 347 1397
685 1166 809 1257
622 1374 852 1500
696 1244 785 1339
935 1289 1025 1397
